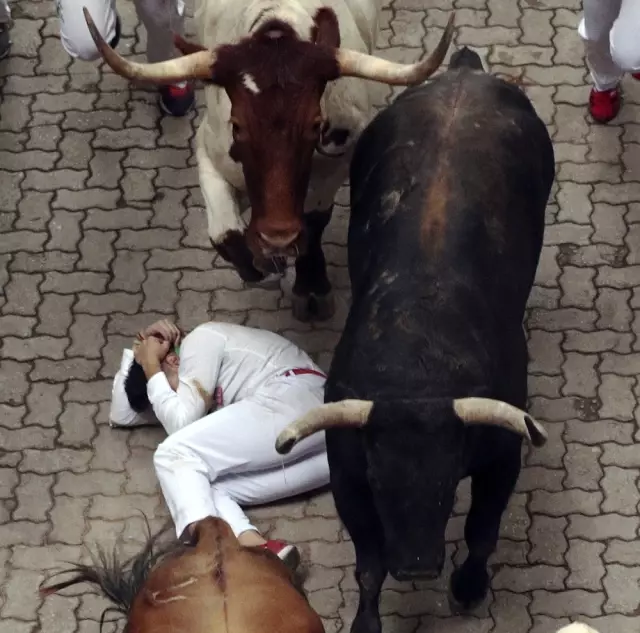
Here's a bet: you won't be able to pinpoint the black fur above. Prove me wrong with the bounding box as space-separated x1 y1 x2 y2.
321 47 555 633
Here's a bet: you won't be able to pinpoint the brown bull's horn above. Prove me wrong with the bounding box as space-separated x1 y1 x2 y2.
83 6 216 83
336 12 455 85
453 397 548 447
275 400 373 454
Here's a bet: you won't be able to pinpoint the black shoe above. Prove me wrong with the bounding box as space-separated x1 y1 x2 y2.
158 82 195 117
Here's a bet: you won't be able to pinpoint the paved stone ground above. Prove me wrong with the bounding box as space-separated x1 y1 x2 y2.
1 0 640 632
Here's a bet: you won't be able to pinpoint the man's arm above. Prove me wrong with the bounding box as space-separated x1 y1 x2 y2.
145 327 225 435
109 349 155 427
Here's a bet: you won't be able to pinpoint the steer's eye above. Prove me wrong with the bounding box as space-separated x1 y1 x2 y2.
230 118 243 140
308 117 323 140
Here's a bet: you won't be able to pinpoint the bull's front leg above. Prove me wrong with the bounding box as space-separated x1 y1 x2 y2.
197 143 265 284
292 207 334 321
450 448 522 610
327 430 387 633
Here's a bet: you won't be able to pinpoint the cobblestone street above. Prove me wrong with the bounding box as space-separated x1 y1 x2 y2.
1 0 639 632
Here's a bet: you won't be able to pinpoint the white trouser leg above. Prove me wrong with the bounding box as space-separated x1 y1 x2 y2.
153 376 329 538
210 452 330 536
56 0 184 63
133 0 185 64
579 0 624 91
609 0 640 74
0 0 11 24
57 0 118 60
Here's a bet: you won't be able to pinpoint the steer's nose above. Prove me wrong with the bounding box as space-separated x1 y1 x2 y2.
259 230 300 251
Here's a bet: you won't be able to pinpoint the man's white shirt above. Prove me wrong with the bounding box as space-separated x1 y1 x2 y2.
109 322 323 435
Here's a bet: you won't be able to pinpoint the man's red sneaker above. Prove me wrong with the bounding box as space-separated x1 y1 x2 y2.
588 86 621 123
263 539 301 571
159 81 195 117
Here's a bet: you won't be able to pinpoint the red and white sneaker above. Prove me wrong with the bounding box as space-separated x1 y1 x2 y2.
588 86 621 123
159 81 195 117
263 539 301 571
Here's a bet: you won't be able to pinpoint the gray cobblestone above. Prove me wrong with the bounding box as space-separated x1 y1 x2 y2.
1 1 638 631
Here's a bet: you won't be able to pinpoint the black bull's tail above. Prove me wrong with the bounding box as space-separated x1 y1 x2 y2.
39 517 184 631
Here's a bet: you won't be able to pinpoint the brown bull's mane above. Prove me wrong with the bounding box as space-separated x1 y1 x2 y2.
40 515 308 632
39 517 188 632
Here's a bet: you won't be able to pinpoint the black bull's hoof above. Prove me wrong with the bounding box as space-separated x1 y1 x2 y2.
448 564 490 612
292 290 335 322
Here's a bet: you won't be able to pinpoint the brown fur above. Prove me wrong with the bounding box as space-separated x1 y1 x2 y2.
206 9 342 249
41 517 324 633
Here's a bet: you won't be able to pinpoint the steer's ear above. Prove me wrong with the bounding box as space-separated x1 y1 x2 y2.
312 7 341 49
173 33 208 56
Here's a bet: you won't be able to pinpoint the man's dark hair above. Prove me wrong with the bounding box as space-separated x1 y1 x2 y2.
124 360 151 413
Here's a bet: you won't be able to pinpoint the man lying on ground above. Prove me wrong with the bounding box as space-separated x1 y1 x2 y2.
110 319 330 570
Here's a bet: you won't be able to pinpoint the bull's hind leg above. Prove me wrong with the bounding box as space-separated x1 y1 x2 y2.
450 449 521 610
292 207 335 321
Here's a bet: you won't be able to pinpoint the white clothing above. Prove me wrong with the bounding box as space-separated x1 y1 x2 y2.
154 372 329 538
110 322 324 433
579 0 640 91
109 322 330 538
56 0 185 63
0 0 10 24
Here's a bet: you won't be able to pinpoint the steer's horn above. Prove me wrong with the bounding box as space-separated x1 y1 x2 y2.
453 397 547 447
336 13 454 85
276 400 373 454
83 7 215 83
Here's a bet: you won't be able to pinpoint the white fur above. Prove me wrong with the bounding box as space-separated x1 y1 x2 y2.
192 0 384 243
242 73 261 94
556 624 599 633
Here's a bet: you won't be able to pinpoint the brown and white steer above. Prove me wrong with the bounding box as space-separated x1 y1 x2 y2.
82 1 454 320
41 516 325 633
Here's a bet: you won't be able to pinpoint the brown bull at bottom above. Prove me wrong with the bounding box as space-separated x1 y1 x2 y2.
40 516 324 633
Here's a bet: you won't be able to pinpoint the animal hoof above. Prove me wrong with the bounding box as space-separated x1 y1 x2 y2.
292 293 313 322
448 566 489 612
291 292 335 322
236 265 266 284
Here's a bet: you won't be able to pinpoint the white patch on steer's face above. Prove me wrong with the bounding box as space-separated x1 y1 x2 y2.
242 73 260 95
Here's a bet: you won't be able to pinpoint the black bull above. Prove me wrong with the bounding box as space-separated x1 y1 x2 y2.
275 47 555 633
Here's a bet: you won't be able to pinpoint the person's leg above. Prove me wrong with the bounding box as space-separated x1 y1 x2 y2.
0 0 10 59
609 0 640 75
153 377 327 539
579 0 624 122
56 0 120 61
208 450 329 568
132 0 194 116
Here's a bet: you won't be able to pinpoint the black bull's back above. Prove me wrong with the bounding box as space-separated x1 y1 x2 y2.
317 52 555 633
328 63 555 401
